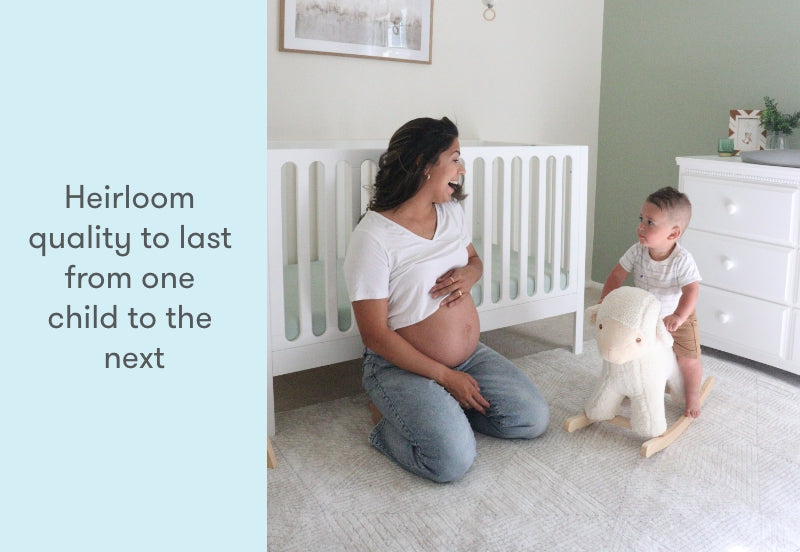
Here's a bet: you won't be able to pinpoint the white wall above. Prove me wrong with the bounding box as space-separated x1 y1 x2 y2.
267 0 605 277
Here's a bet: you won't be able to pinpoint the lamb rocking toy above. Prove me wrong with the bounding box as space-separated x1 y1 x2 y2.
564 286 714 457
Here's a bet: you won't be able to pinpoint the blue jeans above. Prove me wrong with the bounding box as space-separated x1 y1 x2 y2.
362 342 549 483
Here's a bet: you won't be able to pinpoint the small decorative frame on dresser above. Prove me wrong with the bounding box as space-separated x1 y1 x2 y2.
728 109 766 154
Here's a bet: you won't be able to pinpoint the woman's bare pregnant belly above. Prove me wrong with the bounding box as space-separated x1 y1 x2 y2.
396 296 480 367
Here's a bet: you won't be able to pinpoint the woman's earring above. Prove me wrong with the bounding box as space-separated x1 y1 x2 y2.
426 173 430 180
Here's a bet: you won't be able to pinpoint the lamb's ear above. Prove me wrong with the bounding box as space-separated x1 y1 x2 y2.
655 318 674 346
585 303 602 325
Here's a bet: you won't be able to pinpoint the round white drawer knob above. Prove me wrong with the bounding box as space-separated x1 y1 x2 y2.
725 201 738 215
722 258 735 271
717 312 731 324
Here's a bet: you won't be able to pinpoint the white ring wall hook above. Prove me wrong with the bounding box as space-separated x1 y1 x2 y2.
482 0 496 21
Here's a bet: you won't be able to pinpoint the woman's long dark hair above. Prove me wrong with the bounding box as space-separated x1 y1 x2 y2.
368 116 466 212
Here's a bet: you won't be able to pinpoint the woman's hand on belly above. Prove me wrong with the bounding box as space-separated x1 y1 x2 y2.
430 269 471 308
429 243 483 308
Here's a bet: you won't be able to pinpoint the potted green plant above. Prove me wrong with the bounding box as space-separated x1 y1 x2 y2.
760 96 800 149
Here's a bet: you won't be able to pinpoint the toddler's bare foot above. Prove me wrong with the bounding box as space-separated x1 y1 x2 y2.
684 391 701 418
368 402 383 425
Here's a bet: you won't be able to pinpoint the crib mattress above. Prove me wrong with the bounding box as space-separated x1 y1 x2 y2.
281 249 568 341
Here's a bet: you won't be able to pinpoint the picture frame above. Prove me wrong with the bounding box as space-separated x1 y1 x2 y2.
280 0 433 64
728 109 765 154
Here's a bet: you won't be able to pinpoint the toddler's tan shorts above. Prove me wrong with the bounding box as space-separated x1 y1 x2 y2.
670 312 701 359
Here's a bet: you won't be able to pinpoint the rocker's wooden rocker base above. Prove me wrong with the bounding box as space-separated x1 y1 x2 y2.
563 377 715 458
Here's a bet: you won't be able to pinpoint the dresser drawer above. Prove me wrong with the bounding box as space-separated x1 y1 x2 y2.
697 286 789 358
683 231 794 303
682 175 798 245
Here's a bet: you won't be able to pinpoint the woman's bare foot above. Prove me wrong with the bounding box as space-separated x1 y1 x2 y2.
368 402 383 425
684 390 701 418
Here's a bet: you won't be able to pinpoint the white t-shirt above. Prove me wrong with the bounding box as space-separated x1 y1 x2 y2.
343 200 471 330
619 242 702 319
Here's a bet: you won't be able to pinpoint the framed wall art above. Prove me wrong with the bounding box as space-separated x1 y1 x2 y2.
728 109 765 154
280 0 433 64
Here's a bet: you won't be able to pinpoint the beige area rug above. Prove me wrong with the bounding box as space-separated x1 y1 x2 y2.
268 341 800 552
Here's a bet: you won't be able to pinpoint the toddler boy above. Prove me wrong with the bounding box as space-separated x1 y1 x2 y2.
600 186 703 417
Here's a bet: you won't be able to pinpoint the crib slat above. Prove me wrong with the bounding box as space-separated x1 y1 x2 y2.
518 156 531 298
296 162 313 337
323 160 339 334
480 156 493 306
463 171 474 253
536 157 548 296
552 156 564 293
500 155 512 301
267 158 288 347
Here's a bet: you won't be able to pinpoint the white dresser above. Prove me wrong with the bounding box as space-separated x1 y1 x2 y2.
676 155 800 375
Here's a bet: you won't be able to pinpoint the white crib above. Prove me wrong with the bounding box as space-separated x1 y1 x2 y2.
267 142 588 434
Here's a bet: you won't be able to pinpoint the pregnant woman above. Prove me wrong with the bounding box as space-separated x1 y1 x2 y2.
343 116 549 482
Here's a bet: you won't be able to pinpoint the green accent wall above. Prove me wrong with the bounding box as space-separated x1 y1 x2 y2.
593 1 800 283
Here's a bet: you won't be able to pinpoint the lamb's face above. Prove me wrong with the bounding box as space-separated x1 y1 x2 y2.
596 317 649 364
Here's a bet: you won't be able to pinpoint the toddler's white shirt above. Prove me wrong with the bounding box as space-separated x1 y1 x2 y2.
343 200 471 330
619 242 701 319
